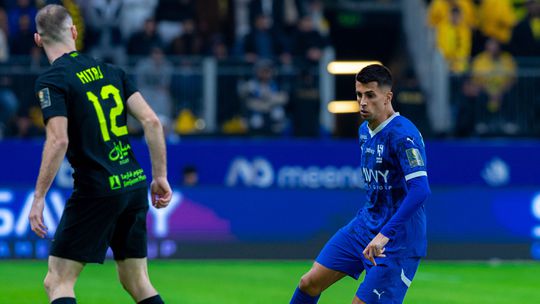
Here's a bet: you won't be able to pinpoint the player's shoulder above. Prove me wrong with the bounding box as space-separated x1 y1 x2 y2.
35 61 69 91
388 115 423 143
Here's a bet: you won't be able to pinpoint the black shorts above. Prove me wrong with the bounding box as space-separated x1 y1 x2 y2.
50 187 149 263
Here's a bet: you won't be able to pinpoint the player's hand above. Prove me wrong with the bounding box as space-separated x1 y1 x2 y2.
363 233 389 266
150 177 172 209
29 197 48 238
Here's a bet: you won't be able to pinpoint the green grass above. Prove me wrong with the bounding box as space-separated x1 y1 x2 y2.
1 260 539 303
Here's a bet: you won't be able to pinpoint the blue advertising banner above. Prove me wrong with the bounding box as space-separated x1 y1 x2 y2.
2 139 539 188
1 139 539 259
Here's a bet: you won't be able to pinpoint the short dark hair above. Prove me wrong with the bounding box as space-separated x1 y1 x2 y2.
355 64 393 89
35 4 72 44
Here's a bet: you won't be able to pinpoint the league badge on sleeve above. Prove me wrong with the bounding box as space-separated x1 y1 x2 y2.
38 88 51 109
406 148 424 167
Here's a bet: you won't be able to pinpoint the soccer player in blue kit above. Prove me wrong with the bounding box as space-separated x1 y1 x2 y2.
290 64 431 304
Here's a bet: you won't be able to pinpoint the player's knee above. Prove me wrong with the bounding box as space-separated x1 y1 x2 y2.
44 272 73 295
119 271 151 292
43 274 53 294
298 273 322 296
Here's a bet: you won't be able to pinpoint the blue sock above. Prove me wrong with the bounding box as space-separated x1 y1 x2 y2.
138 294 164 304
51 298 76 304
290 287 320 304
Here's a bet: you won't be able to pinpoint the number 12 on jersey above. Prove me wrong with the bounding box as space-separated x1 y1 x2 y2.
87 84 128 142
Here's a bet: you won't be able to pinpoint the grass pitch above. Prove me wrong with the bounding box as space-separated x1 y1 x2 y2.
0 260 539 303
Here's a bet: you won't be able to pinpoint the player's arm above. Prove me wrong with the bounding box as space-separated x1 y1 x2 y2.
126 92 172 208
363 177 431 265
380 176 431 239
29 116 69 238
364 135 431 265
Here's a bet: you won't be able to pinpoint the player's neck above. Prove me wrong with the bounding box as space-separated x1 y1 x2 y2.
368 110 396 131
44 43 77 64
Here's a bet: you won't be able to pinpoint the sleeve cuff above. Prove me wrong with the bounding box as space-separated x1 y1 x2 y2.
404 171 427 181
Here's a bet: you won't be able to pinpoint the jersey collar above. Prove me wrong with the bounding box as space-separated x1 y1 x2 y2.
368 112 400 137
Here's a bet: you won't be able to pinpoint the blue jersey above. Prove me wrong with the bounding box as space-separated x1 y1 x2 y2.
347 113 428 257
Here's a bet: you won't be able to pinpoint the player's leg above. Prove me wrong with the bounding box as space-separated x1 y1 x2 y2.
45 194 123 303
291 228 366 303
116 258 162 303
291 262 347 303
111 188 163 303
355 257 421 304
44 256 84 303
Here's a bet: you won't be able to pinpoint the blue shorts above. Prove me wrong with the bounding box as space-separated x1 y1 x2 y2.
316 228 420 303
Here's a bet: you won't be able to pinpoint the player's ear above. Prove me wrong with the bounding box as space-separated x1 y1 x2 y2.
386 91 393 104
71 25 78 41
34 33 42 48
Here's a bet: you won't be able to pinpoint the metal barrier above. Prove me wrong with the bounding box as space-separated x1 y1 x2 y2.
450 68 540 137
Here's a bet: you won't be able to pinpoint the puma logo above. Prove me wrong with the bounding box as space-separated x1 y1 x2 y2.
406 137 415 144
373 289 385 300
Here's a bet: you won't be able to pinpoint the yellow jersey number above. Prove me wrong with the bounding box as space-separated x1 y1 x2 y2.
86 84 128 142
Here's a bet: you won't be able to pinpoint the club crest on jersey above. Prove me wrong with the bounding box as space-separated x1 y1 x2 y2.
376 144 384 163
406 148 425 167
38 88 51 109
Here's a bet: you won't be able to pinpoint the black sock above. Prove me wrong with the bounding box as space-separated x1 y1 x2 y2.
138 294 164 304
51 297 76 304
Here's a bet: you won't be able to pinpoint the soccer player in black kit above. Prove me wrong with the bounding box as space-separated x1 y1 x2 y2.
28 5 171 304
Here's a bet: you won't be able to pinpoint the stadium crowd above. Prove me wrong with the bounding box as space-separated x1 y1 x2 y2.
1 0 539 139
0 0 330 138
427 0 540 136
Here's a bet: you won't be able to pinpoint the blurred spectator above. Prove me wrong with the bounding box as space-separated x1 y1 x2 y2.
168 18 204 56
292 15 327 64
306 0 329 37
233 0 251 45
0 9 7 62
470 38 517 134
210 35 229 60
454 76 480 137
135 47 174 133
119 0 157 40
243 14 290 64
0 6 8 34
7 0 36 37
249 0 304 34
0 76 18 138
182 165 199 186
13 105 44 138
86 0 124 63
154 0 194 22
510 0 540 57
477 0 516 44
435 6 472 74
427 0 477 29
127 18 163 57
290 68 320 137
154 0 195 43
9 14 33 55
195 0 235 52
239 60 289 135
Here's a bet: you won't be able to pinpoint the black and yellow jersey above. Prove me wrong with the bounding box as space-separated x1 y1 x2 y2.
35 51 147 198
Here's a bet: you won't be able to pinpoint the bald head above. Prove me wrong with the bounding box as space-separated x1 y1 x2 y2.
35 4 73 45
